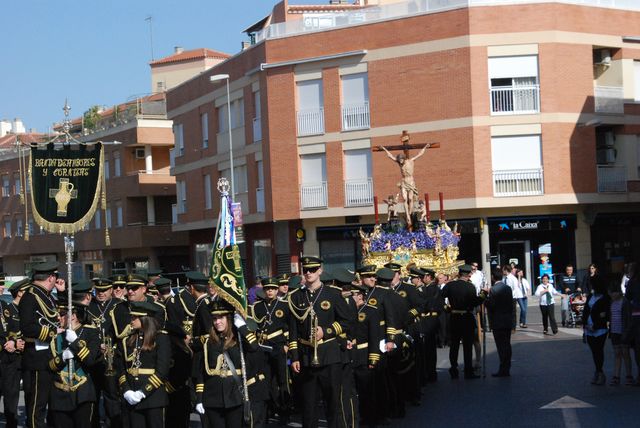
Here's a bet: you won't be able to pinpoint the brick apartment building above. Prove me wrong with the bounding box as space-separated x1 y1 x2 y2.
113 0 640 283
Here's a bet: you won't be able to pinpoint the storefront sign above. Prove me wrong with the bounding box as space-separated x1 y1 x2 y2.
489 216 576 233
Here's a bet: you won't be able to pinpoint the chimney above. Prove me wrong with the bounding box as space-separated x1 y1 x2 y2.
241 41 251 51
174 46 184 54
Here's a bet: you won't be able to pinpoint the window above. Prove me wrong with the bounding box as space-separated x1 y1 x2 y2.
488 55 540 114
201 113 209 148
104 160 110 180
300 153 328 209
2 175 9 197
635 61 640 102
341 73 370 130
231 99 244 129
254 91 261 120
491 135 544 196
106 205 112 228
114 152 121 177
16 219 22 237
28 218 34 236
204 174 212 209
344 149 373 206
297 80 324 136
177 180 187 213
234 165 248 194
218 104 228 133
116 201 123 227
174 123 184 156
4 220 11 238
257 161 264 189
256 160 265 213
95 210 101 229
13 173 21 195
252 239 272 278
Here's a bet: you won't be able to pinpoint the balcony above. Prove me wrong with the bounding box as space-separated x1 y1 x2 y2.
345 178 373 207
493 169 544 197
296 108 325 137
256 187 265 213
300 182 328 210
342 102 370 131
597 165 627 192
253 117 262 142
594 86 624 114
490 85 540 115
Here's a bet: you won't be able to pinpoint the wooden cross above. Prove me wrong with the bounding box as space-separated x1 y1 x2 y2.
226 246 242 271
372 130 440 157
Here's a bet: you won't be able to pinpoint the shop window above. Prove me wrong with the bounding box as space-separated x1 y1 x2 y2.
252 239 272 278
195 243 214 275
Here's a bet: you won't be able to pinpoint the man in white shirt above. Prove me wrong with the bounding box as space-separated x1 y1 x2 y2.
470 262 486 296
502 265 519 332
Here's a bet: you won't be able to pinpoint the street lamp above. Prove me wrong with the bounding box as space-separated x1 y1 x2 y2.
210 73 234 201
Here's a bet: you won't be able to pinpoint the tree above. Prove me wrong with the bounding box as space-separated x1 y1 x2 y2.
83 105 102 130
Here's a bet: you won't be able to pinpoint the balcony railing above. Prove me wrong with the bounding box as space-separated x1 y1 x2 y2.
490 85 540 115
597 165 627 192
256 187 265 213
345 178 373 207
594 85 624 114
253 117 262 142
342 102 370 131
296 108 325 137
300 182 328 210
493 168 544 197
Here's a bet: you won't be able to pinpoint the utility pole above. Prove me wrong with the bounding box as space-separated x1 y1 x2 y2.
145 15 154 62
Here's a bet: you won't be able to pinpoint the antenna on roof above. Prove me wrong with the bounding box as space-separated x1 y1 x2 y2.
145 15 155 61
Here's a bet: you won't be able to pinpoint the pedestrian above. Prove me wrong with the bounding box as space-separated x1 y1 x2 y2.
559 264 581 327
501 265 518 332
582 263 599 296
514 268 530 328
624 262 640 383
608 281 633 385
485 269 513 377
535 274 559 335
247 276 263 305
582 275 610 385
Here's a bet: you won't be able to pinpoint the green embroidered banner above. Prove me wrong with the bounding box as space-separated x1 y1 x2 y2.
29 143 104 234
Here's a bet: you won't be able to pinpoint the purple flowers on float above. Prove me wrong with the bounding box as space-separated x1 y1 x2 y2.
370 229 460 252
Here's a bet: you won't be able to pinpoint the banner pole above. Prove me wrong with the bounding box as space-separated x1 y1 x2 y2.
64 235 75 385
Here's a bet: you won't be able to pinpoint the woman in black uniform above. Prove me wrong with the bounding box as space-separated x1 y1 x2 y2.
115 301 171 428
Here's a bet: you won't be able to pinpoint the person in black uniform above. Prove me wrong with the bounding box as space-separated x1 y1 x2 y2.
419 269 443 382
288 256 351 428
350 282 381 428
441 264 487 379
155 278 173 305
1 278 29 428
407 266 427 386
115 301 171 428
164 322 193 428
277 274 290 299
188 271 213 348
251 277 291 421
20 261 65 428
485 269 513 377
48 294 101 427
194 299 259 428
110 274 128 302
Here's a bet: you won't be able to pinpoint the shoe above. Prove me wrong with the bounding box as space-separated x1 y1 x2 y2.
464 373 480 379
511 329 516 334
610 376 620 386
449 367 459 379
594 372 606 385
521 324 528 328
543 330 548 335
590 372 599 384
492 371 510 377
625 375 635 386
552 330 558 335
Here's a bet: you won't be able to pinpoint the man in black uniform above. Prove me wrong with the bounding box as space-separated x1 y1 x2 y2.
251 277 291 422
20 261 65 428
155 278 173 305
420 269 443 382
441 264 487 379
1 278 29 428
109 274 127 302
166 274 197 338
186 271 212 348
485 269 513 377
288 256 351 428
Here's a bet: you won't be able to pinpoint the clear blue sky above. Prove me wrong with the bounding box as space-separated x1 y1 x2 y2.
0 0 311 133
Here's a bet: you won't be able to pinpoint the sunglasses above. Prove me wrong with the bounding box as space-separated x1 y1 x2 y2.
127 285 141 292
302 267 319 274
114 284 126 289
361 274 376 279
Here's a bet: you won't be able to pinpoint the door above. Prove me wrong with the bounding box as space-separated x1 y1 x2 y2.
498 240 532 289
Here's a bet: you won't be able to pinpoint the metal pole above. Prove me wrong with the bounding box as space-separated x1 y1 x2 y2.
226 78 235 202
237 318 250 419
482 304 487 379
64 235 75 384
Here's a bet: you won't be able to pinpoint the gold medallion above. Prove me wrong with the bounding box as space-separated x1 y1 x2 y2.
368 298 378 307
358 313 366 322
399 291 407 298
275 309 284 318
320 301 331 310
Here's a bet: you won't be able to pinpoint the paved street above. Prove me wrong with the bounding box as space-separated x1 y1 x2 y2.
1 298 636 427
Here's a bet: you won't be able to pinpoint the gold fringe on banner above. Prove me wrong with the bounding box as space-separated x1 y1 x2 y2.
19 144 30 241
29 144 105 235
105 228 111 247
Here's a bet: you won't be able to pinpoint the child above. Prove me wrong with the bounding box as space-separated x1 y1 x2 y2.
608 282 633 385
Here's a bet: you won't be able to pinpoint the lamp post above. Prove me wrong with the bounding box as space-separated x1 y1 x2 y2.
210 73 234 201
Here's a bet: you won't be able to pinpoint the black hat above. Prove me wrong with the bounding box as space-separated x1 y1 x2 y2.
333 268 356 286
351 283 368 294
420 268 436 277
92 278 113 290
278 274 290 285
32 261 59 275
356 265 377 276
8 278 30 294
376 268 395 284
210 299 234 316
57 300 88 315
459 264 473 274
147 269 163 278
320 270 334 283
71 280 94 294
301 256 323 269
408 266 425 278
110 274 127 286
185 271 208 285
155 278 172 293
126 274 147 288
288 275 303 290
261 277 279 289
130 301 161 317
384 262 402 273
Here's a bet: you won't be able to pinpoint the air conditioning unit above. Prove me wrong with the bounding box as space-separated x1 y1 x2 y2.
596 148 617 164
604 132 615 148
135 148 145 159
595 49 612 67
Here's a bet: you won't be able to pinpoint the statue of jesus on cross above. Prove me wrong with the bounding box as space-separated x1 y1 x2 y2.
375 130 439 229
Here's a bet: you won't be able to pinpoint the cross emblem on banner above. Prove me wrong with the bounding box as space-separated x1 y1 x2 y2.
225 246 242 271
49 178 78 217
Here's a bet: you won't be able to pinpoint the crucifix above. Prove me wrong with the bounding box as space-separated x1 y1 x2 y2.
373 130 440 229
226 246 242 272
49 178 78 217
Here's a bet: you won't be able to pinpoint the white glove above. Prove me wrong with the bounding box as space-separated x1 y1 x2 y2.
233 313 246 328
62 349 74 361
65 329 78 343
133 390 146 401
195 403 205 415
123 390 140 406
